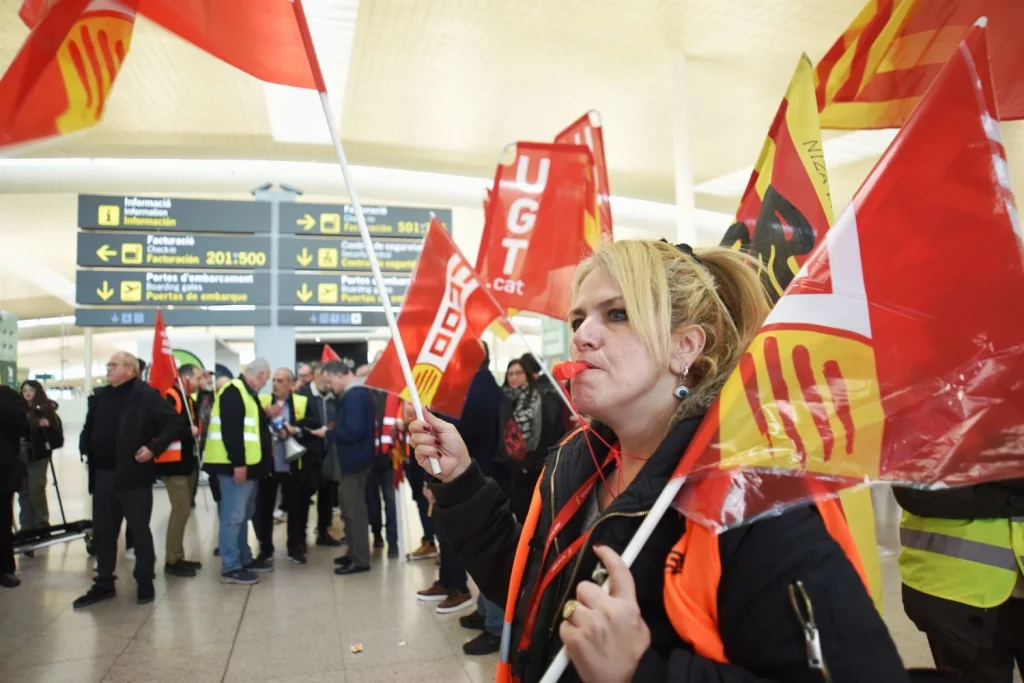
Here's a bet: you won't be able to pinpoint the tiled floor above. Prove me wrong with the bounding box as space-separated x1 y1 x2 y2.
1 451 1016 682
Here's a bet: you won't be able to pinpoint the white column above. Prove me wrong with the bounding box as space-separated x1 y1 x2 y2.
83 327 93 392
672 54 697 245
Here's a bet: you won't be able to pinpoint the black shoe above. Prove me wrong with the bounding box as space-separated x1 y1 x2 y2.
334 555 352 567
214 547 220 557
137 582 155 605
0 573 20 588
334 564 370 576
316 534 342 547
387 546 399 558
459 612 486 631
462 631 501 656
164 562 197 578
298 542 308 554
245 558 274 574
287 552 307 565
373 536 385 549
24 549 35 558
181 559 203 570
73 584 116 609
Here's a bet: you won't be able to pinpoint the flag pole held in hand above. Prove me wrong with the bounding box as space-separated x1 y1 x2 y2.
291 0 439 473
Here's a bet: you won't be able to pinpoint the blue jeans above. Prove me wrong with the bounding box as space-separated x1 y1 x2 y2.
218 475 257 573
477 594 503 636
366 467 398 545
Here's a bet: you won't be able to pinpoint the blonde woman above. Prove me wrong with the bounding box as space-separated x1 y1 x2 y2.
410 240 911 683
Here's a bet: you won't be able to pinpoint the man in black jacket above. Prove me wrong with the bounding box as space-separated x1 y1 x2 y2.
158 364 202 578
298 367 340 547
75 352 182 608
0 386 28 588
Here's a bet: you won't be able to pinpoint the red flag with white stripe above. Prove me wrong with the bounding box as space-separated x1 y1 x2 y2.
148 310 179 396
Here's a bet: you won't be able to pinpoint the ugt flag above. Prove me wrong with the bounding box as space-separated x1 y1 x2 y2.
676 21 1024 532
555 111 613 244
367 219 504 418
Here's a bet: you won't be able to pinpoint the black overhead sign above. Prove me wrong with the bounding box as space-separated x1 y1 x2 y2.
278 202 450 239
77 232 272 269
277 309 389 328
278 273 409 307
75 308 272 328
78 195 272 234
76 270 272 306
279 237 423 273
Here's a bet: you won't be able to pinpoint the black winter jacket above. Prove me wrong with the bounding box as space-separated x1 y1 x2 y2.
0 386 28 493
22 400 62 462
433 417 909 683
80 379 183 491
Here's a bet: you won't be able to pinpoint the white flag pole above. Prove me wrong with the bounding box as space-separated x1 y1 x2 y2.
293 0 438 473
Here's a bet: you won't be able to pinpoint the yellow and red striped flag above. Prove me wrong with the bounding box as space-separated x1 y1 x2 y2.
721 55 832 303
815 0 1024 129
0 0 137 151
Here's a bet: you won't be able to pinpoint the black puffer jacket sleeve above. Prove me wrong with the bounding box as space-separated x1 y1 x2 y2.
432 460 521 606
632 507 909 683
893 480 1024 520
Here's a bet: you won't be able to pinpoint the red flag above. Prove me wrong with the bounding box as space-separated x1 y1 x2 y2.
1 0 137 151
321 344 341 364
815 0 1024 128
555 111 613 244
367 219 503 417
476 142 598 320
135 0 318 89
721 56 833 303
148 310 179 396
675 22 1024 531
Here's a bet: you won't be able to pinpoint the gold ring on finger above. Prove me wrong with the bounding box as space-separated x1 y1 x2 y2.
562 600 577 621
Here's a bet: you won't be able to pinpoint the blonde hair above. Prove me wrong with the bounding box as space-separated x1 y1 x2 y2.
572 240 770 421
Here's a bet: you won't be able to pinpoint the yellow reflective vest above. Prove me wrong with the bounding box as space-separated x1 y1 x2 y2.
204 378 263 467
899 512 1024 608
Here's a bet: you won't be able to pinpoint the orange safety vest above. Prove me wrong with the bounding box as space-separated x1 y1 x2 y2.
155 386 192 464
495 452 870 681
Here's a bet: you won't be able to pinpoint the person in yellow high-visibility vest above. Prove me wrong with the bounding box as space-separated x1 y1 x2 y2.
895 482 1024 680
203 359 272 585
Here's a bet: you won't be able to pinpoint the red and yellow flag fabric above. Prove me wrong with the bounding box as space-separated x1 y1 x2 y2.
555 111 613 245
815 0 1024 129
677 22 1024 532
0 0 137 151
721 55 832 303
368 219 504 418
476 142 597 321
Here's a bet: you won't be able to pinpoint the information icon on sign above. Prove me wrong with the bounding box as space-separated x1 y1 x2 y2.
317 248 337 268
98 205 120 226
320 213 341 234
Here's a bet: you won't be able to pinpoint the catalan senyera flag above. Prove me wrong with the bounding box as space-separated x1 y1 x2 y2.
676 22 1024 533
555 111 613 245
476 142 598 320
815 0 1024 128
148 310 178 396
0 0 137 151
721 55 833 303
367 219 504 418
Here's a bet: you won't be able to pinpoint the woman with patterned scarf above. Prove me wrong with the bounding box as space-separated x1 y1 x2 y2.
503 359 543 520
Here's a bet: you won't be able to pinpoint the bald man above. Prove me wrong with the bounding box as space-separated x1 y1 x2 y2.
75 352 183 609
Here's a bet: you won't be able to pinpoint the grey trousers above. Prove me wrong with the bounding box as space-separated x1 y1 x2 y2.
18 459 49 531
339 467 371 568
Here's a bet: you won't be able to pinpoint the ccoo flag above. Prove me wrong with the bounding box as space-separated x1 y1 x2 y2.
721 55 833 303
0 0 137 151
367 219 504 418
675 21 1024 533
815 0 1024 129
148 310 179 396
476 142 598 321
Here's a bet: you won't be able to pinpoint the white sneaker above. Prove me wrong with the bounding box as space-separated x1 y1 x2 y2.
125 548 135 560
273 510 287 523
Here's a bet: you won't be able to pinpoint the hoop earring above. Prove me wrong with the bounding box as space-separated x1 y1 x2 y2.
673 365 690 400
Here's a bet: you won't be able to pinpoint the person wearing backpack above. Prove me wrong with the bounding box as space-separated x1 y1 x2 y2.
18 381 63 549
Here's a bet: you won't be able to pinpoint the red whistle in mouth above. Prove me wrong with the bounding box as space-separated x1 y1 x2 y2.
552 361 589 382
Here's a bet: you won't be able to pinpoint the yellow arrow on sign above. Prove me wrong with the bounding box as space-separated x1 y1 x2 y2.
296 247 313 267
297 214 315 231
96 281 114 301
96 244 117 262
296 283 313 303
